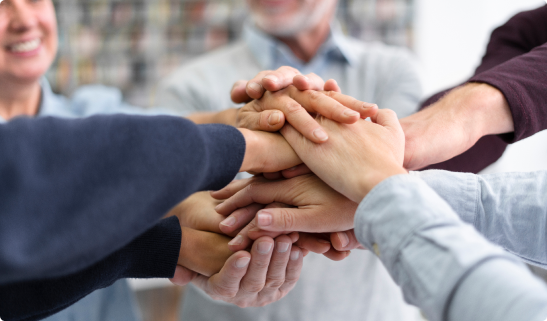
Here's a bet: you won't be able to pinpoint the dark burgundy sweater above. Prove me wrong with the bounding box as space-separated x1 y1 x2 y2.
422 5 547 173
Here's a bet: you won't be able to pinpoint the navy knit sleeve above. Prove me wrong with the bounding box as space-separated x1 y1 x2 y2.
420 5 547 173
0 216 181 321
0 114 245 285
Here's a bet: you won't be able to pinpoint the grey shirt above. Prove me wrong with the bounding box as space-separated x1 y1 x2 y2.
355 173 547 321
158 23 423 321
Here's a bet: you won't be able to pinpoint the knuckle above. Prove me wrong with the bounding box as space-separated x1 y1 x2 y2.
212 284 237 298
265 277 285 289
242 282 265 293
307 90 321 104
284 102 303 117
280 209 296 230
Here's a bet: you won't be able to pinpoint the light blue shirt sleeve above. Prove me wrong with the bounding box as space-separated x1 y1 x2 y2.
413 169 547 269
354 174 547 321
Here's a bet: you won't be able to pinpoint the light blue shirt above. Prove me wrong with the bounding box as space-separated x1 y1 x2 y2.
158 22 422 120
1 79 174 321
355 172 547 321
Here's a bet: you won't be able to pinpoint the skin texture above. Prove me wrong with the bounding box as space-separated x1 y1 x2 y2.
167 192 306 306
401 83 514 170
0 0 58 120
211 109 407 256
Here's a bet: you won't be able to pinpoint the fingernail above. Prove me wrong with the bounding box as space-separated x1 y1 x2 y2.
268 111 281 125
257 242 273 254
343 109 360 118
248 227 261 233
313 128 328 142
263 75 279 84
248 82 262 93
287 166 298 171
214 204 222 211
257 211 272 227
337 232 349 248
277 242 290 253
220 216 236 227
318 239 331 244
228 235 243 246
235 257 251 268
290 250 300 260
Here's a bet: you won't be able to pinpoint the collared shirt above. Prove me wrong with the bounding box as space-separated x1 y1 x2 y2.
158 22 423 321
1 79 162 321
355 173 547 321
242 21 357 76
158 22 422 120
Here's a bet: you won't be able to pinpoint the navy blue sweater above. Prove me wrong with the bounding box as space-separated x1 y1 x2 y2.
0 115 245 320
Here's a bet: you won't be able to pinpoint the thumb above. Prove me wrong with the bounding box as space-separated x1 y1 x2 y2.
231 80 251 103
371 109 403 135
169 265 198 286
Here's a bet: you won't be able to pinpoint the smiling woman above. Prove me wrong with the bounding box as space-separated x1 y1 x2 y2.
0 0 58 120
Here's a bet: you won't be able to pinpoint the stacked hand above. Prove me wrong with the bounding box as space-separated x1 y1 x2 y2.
165 192 304 307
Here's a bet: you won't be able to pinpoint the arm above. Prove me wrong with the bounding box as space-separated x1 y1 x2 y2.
0 114 298 285
0 217 181 321
355 175 547 321
414 169 547 269
414 5 547 173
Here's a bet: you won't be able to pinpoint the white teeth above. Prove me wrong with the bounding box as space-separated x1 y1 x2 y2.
9 39 41 53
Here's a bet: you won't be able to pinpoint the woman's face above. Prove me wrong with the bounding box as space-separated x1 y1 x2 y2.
0 0 58 83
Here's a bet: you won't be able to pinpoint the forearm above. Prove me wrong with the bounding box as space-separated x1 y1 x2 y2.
354 175 547 321
0 115 244 284
414 170 547 268
187 108 239 126
448 259 547 321
0 217 181 321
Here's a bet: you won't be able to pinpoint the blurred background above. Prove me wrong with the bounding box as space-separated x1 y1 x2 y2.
46 0 546 320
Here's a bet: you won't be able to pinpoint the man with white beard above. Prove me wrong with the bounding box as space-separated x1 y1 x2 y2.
157 1 423 320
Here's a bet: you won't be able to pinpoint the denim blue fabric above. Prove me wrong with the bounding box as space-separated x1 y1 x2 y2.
355 174 547 321
414 169 547 269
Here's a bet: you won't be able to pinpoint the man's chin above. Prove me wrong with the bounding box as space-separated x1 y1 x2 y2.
252 14 305 37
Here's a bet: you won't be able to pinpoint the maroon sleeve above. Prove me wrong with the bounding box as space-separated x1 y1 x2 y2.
421 5 547 173
470 43 547 143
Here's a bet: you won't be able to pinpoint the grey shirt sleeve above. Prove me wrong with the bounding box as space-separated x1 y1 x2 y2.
413 169 547 268
354 174 547 321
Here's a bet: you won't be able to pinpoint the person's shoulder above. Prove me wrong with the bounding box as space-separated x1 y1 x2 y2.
68 85 126 116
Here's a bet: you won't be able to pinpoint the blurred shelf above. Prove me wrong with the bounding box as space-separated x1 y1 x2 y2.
48 0 414 106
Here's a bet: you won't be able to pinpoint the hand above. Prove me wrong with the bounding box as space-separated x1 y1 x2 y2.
401 83 514 170
231 66 342 104
192 235 304 307
238 128 301 173
281 109 407 203
236 85 378 144
164 193 233 277
217 196 334 256
214 174 358 236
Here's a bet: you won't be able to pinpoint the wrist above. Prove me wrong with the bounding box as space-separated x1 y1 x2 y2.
238 128 257 172
355 164 408 203
459 83 514 139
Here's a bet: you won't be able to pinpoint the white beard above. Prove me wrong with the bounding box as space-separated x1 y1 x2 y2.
251 0 336 37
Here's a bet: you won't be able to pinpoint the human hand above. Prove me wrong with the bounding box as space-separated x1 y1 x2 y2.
230 66 342 104
238 128 301 173
401 83 513 170
281 109 407 203
236 85 378 144
192 235 304 307
215 174 358 238
215 194 338 258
